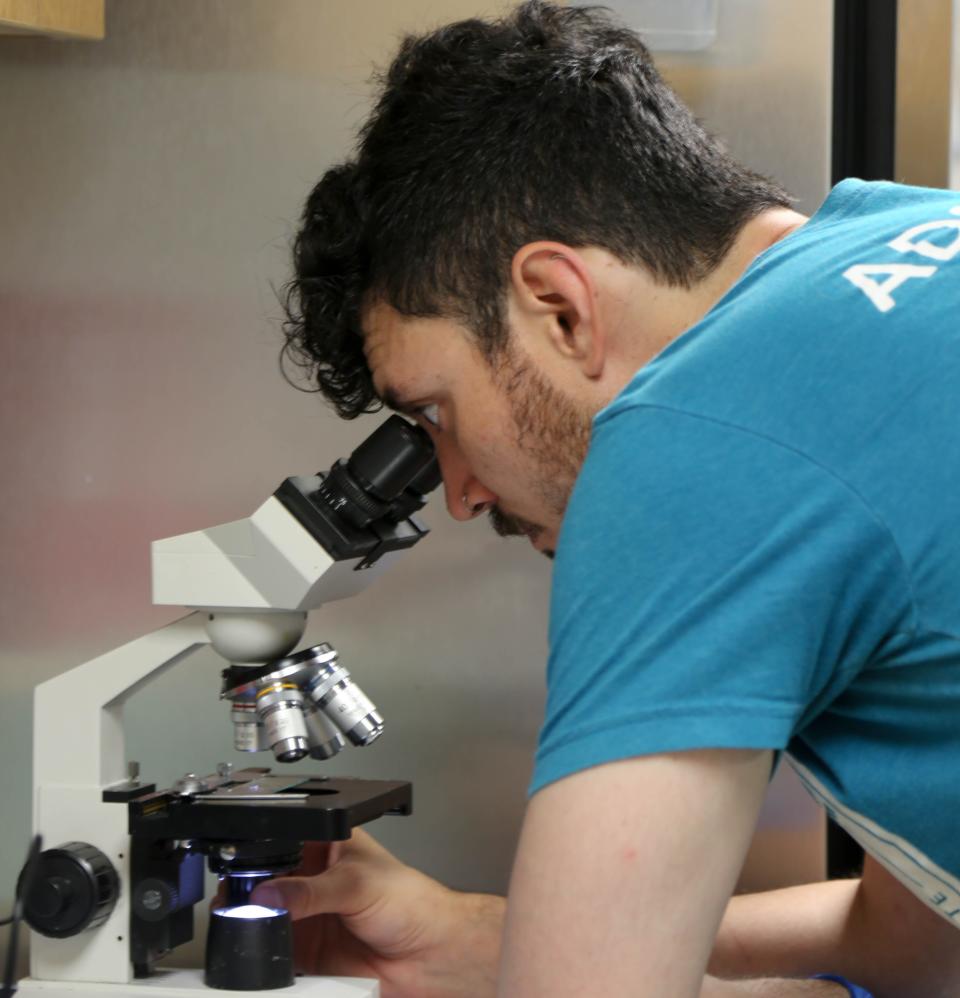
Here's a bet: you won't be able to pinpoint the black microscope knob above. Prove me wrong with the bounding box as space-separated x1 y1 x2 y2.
21 841 119 938
133 878 180 922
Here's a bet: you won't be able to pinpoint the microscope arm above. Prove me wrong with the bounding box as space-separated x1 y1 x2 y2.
33 613 210 795
26 614 216 987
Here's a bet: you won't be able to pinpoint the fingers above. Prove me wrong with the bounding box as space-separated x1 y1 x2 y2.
344 827 393 860
251 828 403 922
295 840 341 877
297 829 383 873
252 857 374 922
208 832 391 921
251 876 316 920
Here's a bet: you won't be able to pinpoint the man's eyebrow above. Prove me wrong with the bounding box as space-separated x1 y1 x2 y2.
379 386 419 416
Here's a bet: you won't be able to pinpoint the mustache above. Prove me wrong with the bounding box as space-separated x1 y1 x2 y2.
488 507 555 560
488 506 540 540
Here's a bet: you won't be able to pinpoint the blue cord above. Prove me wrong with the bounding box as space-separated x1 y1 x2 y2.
812 973 875 997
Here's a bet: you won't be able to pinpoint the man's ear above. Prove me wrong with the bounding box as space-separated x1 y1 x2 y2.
510 242 605 379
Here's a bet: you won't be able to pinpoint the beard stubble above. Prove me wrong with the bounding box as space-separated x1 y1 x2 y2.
486 347 593 552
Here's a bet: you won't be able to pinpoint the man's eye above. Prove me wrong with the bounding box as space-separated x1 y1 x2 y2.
417 403 441 428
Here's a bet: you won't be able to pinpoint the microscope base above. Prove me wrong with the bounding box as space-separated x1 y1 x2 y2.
18 969 378 996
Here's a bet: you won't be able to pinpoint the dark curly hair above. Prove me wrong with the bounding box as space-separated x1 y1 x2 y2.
281 1 791 418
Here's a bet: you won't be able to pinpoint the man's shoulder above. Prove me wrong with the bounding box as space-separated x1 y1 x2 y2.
595 180 960 451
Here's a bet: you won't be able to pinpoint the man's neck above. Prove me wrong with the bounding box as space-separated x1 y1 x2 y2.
576 208 810 415
609 208 808 386
702 207 808 312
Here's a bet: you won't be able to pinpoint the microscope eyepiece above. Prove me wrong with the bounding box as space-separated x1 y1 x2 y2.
347 416 435 500
315 415 439 529
407 456 443 497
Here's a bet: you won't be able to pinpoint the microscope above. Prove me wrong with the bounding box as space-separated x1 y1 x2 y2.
16 416 440 997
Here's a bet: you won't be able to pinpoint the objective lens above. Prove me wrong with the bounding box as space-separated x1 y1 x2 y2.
222 644 385 760
305 651 384 747
255 683 309 762
230 703 259 753
303 701 346 760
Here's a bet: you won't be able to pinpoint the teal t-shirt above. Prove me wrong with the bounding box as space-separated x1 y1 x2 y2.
534 180 960 927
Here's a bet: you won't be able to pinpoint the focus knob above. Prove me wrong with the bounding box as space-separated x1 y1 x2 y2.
133 878 179 922
21 842 119 938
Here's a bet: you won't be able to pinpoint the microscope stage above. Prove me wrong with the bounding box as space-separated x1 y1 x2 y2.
18 969 378 996
125 770 412 841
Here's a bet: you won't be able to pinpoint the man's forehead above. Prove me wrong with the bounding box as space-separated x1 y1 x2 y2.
359 299 390 357
360 302 434 409
360 301 486 407
362 300 456 366
360 301 404 397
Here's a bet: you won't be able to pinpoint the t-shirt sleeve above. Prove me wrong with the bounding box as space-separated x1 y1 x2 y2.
530 405 915 796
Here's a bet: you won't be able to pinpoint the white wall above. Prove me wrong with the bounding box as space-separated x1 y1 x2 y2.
0 0 548 969
0 0 832 975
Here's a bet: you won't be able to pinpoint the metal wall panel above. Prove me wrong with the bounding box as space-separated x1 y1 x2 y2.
896 0 960 189
657 0 834 213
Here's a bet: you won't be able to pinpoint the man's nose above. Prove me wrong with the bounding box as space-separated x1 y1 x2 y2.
433 437 498 522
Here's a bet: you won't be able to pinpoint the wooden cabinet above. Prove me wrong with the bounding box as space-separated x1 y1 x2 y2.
0 0 104 40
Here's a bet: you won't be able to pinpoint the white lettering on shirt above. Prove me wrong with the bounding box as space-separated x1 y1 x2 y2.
888 218 960 261
842 264 937 313
842 203 960 312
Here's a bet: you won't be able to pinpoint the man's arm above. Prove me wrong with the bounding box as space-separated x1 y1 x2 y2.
710 878 861 980
498 748 771 997
256 783 960 997
711 855 960 997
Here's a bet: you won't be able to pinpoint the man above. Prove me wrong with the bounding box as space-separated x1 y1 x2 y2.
255 3 960 995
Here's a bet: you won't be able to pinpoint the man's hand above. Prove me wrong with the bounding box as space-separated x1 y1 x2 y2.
250 829 504 998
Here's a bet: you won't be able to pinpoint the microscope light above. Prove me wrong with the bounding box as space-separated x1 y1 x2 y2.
206 904 294 990
213 904 284 920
